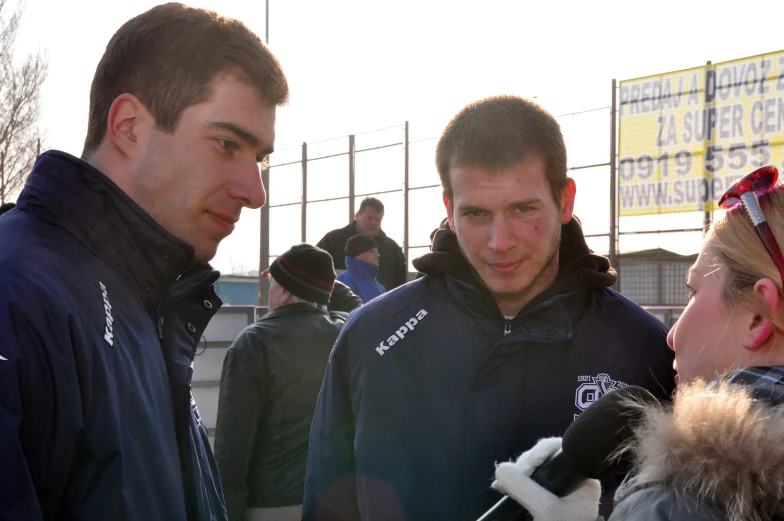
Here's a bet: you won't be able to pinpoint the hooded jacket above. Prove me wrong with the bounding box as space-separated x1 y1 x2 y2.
302 219 676 521
610 373 784 521
337 257 386 303
0 151 226 521
317 222 407 291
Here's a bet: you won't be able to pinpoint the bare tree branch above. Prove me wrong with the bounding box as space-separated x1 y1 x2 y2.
0 0 47 204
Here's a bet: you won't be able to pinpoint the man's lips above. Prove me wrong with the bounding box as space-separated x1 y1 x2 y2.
486 260 523 275
207 211 238 233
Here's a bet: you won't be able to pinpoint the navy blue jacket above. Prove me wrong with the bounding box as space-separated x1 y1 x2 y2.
302 221 675 521
0 151 226 521
336 257 386 303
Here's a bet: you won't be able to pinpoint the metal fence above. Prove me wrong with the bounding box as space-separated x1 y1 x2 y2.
258 81 700 316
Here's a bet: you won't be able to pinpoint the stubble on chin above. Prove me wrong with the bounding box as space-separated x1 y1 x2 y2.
457 229 561 308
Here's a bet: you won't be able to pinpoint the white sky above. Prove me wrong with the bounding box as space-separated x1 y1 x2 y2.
12 0 784 273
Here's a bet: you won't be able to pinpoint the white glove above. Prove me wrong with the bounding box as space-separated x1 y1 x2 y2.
492 437 601 521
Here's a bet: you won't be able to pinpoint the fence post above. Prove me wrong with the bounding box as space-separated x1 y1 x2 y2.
301 142 307 243
609 79 619 288
349 135 356 222
403 121 410 266
703 60 714 235
259 165 270 306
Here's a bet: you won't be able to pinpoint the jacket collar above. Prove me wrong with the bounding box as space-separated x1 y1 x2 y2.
342 221 388 244
17 150 212 312
261 302 327 320
345 256 379 278
412 218 615 321
616 377 784 521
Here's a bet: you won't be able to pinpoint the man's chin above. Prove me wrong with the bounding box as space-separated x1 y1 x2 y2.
478 272 531 296
192 242 219 265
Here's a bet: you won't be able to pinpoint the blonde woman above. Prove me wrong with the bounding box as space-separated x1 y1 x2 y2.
494 165 784 521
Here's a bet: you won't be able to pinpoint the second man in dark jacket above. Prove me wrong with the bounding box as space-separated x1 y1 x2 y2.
214 244 347 521
317 197 408 291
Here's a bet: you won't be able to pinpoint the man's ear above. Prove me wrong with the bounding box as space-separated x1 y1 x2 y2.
743 277 780 351
559 178 576 225
442 192 454 230
106 93 152 158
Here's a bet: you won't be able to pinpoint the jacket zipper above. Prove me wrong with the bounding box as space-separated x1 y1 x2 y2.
504 319 512 335
154 276 181 341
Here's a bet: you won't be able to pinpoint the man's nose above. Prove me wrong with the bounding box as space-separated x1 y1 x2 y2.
229 161 266 209
488 218 515 253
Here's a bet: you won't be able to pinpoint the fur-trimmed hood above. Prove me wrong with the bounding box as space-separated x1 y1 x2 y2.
617 380 784 521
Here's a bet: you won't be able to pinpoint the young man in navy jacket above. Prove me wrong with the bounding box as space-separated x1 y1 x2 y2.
302 96 676 521
0 4 287 520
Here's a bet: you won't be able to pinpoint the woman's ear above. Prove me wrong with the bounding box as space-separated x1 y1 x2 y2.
743 278 780 351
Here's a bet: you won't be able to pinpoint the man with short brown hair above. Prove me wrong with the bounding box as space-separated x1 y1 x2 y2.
303 96 675 521
0 3 287 520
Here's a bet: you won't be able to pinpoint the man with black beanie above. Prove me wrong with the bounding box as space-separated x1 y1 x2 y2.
337 234 386 303
214 244 348 521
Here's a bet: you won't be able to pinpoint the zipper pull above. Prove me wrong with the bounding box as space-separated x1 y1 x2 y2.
157 316 165 340
504 320 512 335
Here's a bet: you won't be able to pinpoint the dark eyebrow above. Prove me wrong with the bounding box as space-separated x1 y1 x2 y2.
509 198 543 207
456 198 542 212
208 121 274 156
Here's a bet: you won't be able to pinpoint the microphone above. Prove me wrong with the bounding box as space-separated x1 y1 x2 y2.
477 385 659 521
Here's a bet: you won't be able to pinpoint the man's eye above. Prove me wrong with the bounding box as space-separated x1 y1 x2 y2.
465 210 485 218
217 139 238 152
515 206 532 213
686 284 696 301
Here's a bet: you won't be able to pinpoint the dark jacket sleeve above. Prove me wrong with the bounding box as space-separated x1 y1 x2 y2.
0 280 74 521
302 331 360 521
609 484 726 521
393 245 407 289
214 334 267 521
328 280 363 313
318 230 349 271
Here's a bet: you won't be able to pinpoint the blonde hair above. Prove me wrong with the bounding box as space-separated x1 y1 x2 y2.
709 186 784 330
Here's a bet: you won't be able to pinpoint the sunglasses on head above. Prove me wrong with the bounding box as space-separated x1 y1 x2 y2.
718 165 784 287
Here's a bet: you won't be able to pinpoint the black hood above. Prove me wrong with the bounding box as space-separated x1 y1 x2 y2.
412 218 616 305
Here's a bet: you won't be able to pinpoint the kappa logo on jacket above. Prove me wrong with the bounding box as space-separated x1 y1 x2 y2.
375 308 429 356
99 281 114 347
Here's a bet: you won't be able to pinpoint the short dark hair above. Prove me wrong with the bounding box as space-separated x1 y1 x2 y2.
436 95 567 204
358 197 384 214
0 202 16 216
83 2 289 155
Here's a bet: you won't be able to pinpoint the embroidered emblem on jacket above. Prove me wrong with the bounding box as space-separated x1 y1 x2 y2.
99 281 114 346
574 372 627 418
375 308 429 356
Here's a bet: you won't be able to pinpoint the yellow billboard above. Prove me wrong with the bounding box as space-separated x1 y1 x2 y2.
618 51 784 216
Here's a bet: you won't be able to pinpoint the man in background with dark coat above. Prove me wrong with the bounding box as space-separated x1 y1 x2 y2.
215 244 347 521
317 197 407 291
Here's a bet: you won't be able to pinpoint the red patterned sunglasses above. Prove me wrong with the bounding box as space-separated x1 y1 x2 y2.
718 165 784 286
